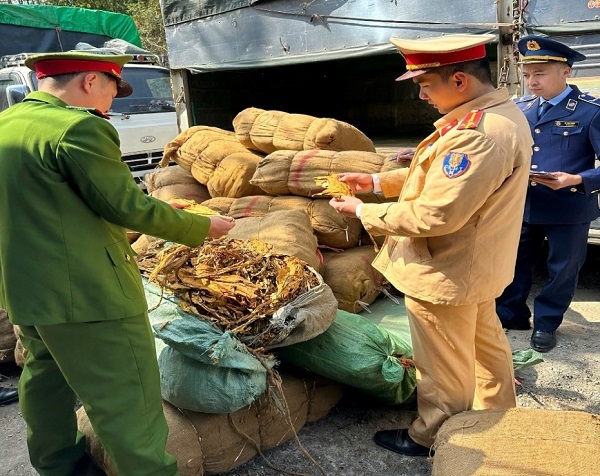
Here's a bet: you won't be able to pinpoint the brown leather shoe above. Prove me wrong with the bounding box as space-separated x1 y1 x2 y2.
373 428 433 457
0 387 18 405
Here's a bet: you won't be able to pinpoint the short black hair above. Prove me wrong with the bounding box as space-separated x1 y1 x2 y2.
434 58 493 85
38 72 81 85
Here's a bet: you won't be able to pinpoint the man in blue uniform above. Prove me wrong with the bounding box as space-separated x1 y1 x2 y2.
496 36 600 352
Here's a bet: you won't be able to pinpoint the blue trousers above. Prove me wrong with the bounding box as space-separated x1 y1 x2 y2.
496 222 589 332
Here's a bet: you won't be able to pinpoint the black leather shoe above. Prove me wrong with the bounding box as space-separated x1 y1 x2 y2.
0 387 18 406
531 330 556 353
373 428 433 457
501 320 531 331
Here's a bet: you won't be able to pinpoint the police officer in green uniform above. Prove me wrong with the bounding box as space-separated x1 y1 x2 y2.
0 49 235 475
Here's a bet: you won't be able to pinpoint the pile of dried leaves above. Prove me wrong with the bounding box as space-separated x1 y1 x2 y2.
137 238 321 349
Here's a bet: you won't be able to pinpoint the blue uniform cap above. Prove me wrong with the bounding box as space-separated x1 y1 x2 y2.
517 36 586 67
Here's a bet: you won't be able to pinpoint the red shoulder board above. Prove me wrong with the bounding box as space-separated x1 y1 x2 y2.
92 109 110 120
457 109 484 130
440 119 458 136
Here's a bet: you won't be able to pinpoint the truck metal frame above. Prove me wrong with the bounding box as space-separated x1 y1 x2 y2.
160 0 600 241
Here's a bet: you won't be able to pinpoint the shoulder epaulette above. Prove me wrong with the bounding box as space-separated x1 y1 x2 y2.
578 93 600 107
513 94 537 104
457 109 484 131
66 106 110 119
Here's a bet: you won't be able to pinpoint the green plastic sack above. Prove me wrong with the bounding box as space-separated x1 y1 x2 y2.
363 297 544 372
146 280 273 414
276 309 417 404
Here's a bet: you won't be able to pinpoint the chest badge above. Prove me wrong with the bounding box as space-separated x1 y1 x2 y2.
442 152 471 179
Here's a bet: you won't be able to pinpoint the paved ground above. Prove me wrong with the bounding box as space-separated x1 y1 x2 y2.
1 245 599 476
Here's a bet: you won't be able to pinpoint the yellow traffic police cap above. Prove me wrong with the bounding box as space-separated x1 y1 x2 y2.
390 34 496 81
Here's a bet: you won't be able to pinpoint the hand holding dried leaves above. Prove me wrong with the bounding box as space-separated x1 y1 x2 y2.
137 238 321 349
313 174 354 198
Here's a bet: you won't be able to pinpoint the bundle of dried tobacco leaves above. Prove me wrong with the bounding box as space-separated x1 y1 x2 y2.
137 238 321 349
313 174 354 198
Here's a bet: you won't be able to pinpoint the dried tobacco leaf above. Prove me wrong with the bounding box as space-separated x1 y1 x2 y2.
313 174 354 198
137 238 320 349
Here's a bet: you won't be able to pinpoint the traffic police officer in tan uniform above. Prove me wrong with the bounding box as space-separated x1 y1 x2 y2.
496 36 600 353
330 34 533 456
0 49 234 475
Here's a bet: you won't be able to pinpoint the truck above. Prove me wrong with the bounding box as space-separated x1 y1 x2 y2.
0 3 179 188
158 0 600 242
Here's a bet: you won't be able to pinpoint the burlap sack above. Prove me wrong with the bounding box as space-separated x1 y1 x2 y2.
190 139 255 185
233 107 376 154
145 165 212 208
247 109 286 154
250 149 404 197
304 117 375 152
320 246 385 313
211 195 361 249
150 182 212 204
144 165 198 193
206 152 265 198
307 199 363 249
131 234 161 255
232 107 265 150
226 209 320 269
0 308 16 363
160 126 237 171
433 408 600 476
126 230 142 244
201 197 236 215
78 372 344 476
13 325 26 368
228 195 311 218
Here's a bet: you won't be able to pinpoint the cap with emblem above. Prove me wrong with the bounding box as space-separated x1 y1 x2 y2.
390 34 496 81
24 47 134 98
517 35 586 67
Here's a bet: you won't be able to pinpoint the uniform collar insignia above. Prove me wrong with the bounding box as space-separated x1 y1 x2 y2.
440 119 458 136
566 99 577 111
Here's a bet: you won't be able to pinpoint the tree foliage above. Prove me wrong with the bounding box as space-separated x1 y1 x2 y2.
0 0 167 57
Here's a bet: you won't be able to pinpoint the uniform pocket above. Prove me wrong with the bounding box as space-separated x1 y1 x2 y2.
403 237 432 263
106 240 143 300
551 125 583 150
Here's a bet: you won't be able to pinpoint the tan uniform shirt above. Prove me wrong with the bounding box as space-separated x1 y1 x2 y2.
361 88 533 305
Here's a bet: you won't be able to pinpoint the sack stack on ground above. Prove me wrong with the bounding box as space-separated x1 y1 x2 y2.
139 106 406 313
77 371 344 476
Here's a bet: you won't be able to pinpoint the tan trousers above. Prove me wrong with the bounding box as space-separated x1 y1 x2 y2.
405 296 516 448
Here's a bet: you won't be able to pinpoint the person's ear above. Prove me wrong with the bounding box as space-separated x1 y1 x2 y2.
80 72 98 94
453 72 468 91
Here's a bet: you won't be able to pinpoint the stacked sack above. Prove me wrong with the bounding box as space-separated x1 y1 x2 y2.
149 107 407 313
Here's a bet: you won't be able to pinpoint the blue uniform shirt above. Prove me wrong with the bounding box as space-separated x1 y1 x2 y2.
515 84 600 224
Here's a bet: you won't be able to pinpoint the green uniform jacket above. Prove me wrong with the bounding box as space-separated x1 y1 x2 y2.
0 92 210 325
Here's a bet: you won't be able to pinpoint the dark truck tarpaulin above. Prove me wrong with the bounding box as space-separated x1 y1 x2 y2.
0 4 142 55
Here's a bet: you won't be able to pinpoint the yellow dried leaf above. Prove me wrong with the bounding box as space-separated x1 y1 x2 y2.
313 174 354 198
